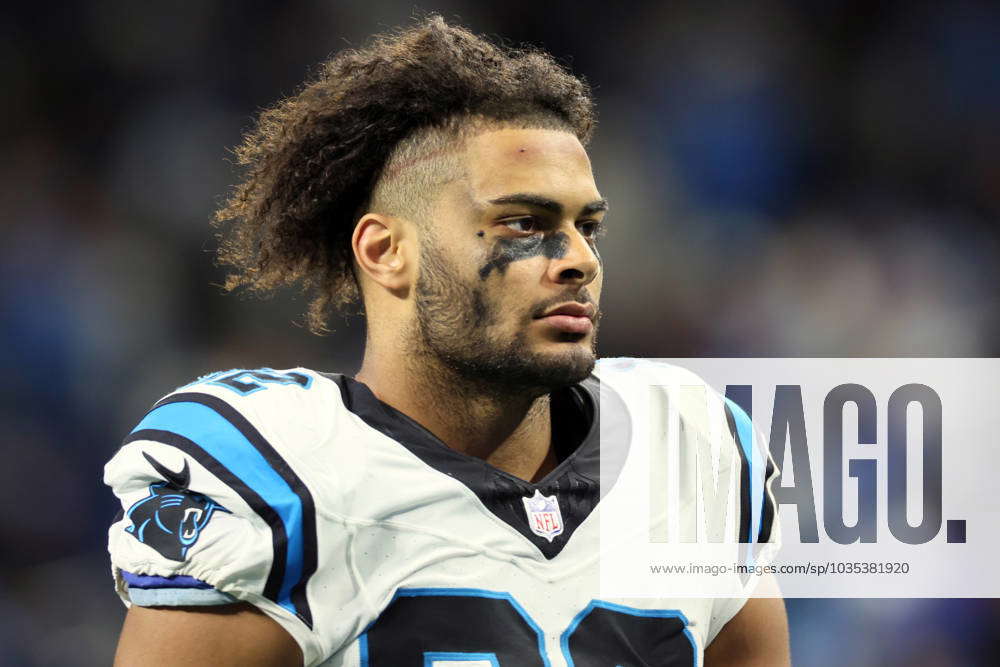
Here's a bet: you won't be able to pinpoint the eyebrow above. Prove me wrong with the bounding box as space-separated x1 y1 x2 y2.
487 193 609 217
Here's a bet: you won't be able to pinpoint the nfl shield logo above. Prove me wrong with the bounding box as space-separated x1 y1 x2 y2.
522 489 564 542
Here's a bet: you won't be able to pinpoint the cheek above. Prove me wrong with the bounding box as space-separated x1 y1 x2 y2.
484 263 545 315
498 255 549 289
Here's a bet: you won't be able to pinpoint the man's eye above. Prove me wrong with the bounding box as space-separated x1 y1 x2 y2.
578 220 605 239
502 217 538 233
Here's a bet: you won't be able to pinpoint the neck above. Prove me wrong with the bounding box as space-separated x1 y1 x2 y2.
355 348 558 483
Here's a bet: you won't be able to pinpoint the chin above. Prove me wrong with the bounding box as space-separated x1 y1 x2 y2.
530 344 597 387
537 333 597 358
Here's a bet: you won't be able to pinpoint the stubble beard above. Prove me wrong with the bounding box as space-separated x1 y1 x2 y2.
412 240 597 398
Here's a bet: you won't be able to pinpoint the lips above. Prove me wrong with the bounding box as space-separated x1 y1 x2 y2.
540 303 595 320
536 302 595 334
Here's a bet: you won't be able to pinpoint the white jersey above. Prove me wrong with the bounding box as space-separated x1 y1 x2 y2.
105 359 779 666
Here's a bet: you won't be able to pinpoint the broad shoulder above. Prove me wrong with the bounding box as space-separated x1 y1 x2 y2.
165 367 335 405
127 366 345 462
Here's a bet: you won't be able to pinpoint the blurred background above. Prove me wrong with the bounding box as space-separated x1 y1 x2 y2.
2 0 998 664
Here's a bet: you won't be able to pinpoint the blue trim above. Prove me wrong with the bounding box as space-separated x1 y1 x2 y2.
121 571 213 590
129 586 236 607
131 402 304 619
358 634 369 666
137 518 150 542
560 601 697 667
398 588 548 665
178 368 315 395
153 510 172 534
206 368 315 396
358 590 701 666
359 588 550 667
259 367 314 390
724 398 762 543
423 652 499 666
177 370 230 391
125 494 155 522
210 374 265 396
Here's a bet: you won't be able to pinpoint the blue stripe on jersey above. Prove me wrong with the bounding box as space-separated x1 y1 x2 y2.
132 401 305 618
128 587 236 606
360 588 550 667
724 397 762 543
121 570 213 589
560 600 695 667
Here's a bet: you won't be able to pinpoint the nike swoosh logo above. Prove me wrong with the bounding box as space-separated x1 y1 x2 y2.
143 451 191 489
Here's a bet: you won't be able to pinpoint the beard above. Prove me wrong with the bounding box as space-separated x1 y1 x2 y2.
412 239 598 395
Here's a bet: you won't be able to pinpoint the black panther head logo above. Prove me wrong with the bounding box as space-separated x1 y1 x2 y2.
124 452 230 561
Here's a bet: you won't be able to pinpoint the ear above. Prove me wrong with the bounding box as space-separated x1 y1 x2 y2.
351 213 412 293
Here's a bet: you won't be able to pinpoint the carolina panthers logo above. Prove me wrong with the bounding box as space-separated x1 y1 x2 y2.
124 452 230 561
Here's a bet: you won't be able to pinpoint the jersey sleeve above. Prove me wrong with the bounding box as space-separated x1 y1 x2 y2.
596 359 782 648
104 371 326 665
704 398 782 646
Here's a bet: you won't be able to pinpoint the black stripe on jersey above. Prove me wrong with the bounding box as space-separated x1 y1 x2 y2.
722 386 778 545
758 457 776 543
724 403 753 544
149 392 318 629
124 427 290 603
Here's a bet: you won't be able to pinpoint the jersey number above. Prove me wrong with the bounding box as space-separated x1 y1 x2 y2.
202 369 312 396
360 589 696 667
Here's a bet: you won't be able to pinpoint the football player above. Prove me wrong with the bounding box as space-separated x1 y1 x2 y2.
106 16 788 667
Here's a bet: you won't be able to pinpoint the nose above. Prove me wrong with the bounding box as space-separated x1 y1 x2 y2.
547 226 601 287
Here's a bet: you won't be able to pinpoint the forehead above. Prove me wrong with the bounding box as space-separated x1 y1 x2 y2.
460 128 599 203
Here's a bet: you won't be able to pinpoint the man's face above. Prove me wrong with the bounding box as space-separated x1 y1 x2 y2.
412 127 605 392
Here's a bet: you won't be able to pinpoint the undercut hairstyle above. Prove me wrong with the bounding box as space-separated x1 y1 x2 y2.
214 15 596 333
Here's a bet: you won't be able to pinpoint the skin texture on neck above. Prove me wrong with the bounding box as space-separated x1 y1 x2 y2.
353 126 604 483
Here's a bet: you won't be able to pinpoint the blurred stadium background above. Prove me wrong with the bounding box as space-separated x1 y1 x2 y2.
2 1 999 664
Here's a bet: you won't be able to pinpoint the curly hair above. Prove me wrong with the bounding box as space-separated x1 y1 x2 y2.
214 15 596 333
